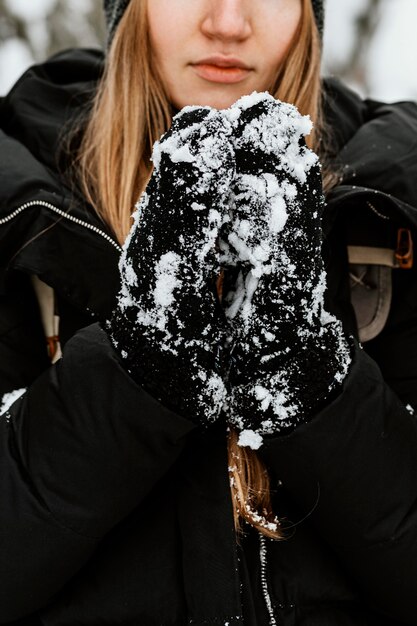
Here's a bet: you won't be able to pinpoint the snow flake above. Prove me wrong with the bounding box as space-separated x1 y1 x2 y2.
153 252 181 309
238 429 264 450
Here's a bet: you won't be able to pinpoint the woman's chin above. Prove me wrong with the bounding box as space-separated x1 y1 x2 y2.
170 82 265 111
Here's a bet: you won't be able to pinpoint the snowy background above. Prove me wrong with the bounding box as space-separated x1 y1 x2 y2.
0 0 416 102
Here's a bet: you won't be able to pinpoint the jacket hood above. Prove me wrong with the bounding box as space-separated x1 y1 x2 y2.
0 48 122 319
322 78 417 227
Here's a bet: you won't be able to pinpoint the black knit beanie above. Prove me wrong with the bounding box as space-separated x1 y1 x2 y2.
103 0 130 44
103 0 325 44
311 0 325 36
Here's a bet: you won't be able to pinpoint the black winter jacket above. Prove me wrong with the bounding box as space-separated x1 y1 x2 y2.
1 48 417 626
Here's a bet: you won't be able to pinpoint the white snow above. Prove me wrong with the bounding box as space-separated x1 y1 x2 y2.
0 388 27 418
206 374 228 414
245 502 280 532
153 252 181 309
231 91 273 110
238 429 264 450
169 144 195 164
124 260 138 288
269 196 288 234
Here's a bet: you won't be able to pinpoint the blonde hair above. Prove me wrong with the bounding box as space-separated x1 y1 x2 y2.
75 0 326 540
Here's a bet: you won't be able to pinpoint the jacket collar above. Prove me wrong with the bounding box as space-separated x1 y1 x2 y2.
0 48 123 320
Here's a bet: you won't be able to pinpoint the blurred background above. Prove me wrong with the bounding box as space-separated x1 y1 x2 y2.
0 0 416 101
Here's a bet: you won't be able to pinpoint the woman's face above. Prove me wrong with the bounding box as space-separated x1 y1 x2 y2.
147 0 302 110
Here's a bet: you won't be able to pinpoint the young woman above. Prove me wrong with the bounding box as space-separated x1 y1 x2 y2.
1 1 417 624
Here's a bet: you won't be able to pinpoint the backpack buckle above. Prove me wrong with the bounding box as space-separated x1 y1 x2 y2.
395 228 413 269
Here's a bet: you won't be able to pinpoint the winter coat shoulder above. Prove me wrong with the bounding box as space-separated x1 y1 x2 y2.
1 48 417 626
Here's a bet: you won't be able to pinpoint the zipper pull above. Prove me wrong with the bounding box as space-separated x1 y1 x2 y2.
395 228 413 269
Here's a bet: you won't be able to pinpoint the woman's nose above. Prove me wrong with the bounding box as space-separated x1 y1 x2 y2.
201 0 252 42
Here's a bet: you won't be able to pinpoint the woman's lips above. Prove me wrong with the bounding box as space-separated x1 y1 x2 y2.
191 63 251 84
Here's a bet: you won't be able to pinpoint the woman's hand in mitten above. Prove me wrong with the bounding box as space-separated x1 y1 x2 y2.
106 107 235 425
220 93 352 448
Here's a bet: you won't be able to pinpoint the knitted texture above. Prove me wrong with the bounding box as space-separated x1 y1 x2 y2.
103 0 325 44
103 0 130 43
219 93 351 448
106 106 235 424
312 0 325 36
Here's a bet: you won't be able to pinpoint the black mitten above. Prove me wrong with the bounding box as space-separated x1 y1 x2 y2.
106 107 235 425
220 93 351 448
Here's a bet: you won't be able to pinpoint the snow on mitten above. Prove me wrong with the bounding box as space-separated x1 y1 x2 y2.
106 106 235 425
220 93 352 448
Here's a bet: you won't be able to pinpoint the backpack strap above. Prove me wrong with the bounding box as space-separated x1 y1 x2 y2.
348 245 400 267
31 275 62 363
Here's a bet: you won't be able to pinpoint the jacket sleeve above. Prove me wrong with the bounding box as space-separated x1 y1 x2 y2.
0 322 195 623
259 342 417 624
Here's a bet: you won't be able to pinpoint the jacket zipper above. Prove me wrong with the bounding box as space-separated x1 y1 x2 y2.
0 200 122 252
259 533 278 626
